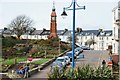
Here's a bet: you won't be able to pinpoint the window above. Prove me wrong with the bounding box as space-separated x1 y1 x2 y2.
34 35 37 38
81 42 82 45
102 42 104 50
85 36 87 39
45 35 47 38
106 43 108 46
99 37 101 40
26 35 28 39
81 36 82 39
114 27 115 37
101 37 103 40
93 36 94 39
106 37 108 40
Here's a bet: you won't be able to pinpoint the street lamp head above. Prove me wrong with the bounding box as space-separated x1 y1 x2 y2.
61 8 67 19
83 6 86 10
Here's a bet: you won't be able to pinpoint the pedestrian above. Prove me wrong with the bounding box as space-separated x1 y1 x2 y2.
102 60 106 69
24 64 30 78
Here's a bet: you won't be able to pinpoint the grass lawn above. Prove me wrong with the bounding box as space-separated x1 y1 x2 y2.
2 57 27 65
32 58 50 65
0 57 3 62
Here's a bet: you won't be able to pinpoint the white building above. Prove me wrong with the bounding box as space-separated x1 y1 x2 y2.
1 28 113 51
112 2 120 55
76 30 112 50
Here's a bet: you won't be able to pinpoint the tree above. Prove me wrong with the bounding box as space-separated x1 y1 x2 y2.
85 39 96 48
76 27 82 33
8 15 34 39
67 35 78 44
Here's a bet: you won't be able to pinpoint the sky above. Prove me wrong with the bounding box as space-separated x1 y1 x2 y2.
0 0 119 30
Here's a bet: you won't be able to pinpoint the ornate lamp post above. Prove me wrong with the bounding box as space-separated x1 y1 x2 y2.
61 0 85 70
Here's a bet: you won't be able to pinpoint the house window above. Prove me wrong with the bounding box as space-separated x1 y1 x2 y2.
93 36 94 39
106 43 108 46
99 37 101 40
114 27 115 37
102 42 104 49
81 36 82 39
85 36 87 39
45 35 47 38
101 37 103 40
34 35 37 38
106 37 108 40
26 35 28 39
81 42 82 45
30 35 32 39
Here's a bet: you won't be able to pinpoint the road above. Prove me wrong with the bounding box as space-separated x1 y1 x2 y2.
30 50 110 78
74 50 110 68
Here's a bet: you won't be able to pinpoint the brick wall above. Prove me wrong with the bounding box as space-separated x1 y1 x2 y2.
112 55 119 65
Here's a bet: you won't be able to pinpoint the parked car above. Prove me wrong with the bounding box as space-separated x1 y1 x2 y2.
77 53 84 59
55 57 67 67
51 61 64 71
65 51 76 62
64 56 70 65
75 47 83 56
80 46 90 50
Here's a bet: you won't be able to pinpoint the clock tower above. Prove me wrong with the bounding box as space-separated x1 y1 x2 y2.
48 2 57 39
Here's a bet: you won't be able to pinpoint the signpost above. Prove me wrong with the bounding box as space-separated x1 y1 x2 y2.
108 61 113 68
28 56 32 62
108 61 112 74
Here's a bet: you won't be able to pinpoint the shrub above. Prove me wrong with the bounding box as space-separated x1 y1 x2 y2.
2 37 16 48
48 65 117 80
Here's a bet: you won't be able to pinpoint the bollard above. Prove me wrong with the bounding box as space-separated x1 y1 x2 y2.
38 66 41 72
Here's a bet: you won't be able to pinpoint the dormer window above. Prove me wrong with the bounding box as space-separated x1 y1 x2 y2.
100 32 105 36
106 33 111 36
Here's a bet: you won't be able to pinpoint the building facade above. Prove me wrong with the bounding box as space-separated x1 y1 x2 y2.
112 2 120 54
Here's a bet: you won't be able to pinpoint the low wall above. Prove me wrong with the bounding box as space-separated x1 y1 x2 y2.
112 55 119 65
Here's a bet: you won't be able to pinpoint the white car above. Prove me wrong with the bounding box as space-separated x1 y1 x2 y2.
55 57 67 67
64 56 70 65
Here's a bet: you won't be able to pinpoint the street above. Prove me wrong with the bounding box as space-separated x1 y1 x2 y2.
30 50 110 78
75 50 110 68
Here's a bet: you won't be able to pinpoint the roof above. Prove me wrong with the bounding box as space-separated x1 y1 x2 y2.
77 30 99 36
77 30 112 36
0 28 112 36
98 30 112 36
31 30 43 35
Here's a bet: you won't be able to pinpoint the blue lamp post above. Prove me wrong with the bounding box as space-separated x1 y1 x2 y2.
61 0 85 70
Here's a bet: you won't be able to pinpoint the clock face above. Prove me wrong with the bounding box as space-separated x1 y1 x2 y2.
52 17 55 20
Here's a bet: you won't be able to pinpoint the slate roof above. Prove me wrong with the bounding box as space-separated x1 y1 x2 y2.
0 29 112 36
31 30 43 35
77 30 112 36
98 30 112 36
40 30 50 35
77 30 99 36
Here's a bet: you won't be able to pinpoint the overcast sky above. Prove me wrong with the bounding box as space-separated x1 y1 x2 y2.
0 0 119 30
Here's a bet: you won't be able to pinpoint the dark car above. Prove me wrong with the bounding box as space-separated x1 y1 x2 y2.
50 61 64 72
81 46 90 50
65 51 76 62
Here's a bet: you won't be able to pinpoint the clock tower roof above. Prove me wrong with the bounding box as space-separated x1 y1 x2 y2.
51 1 56 17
